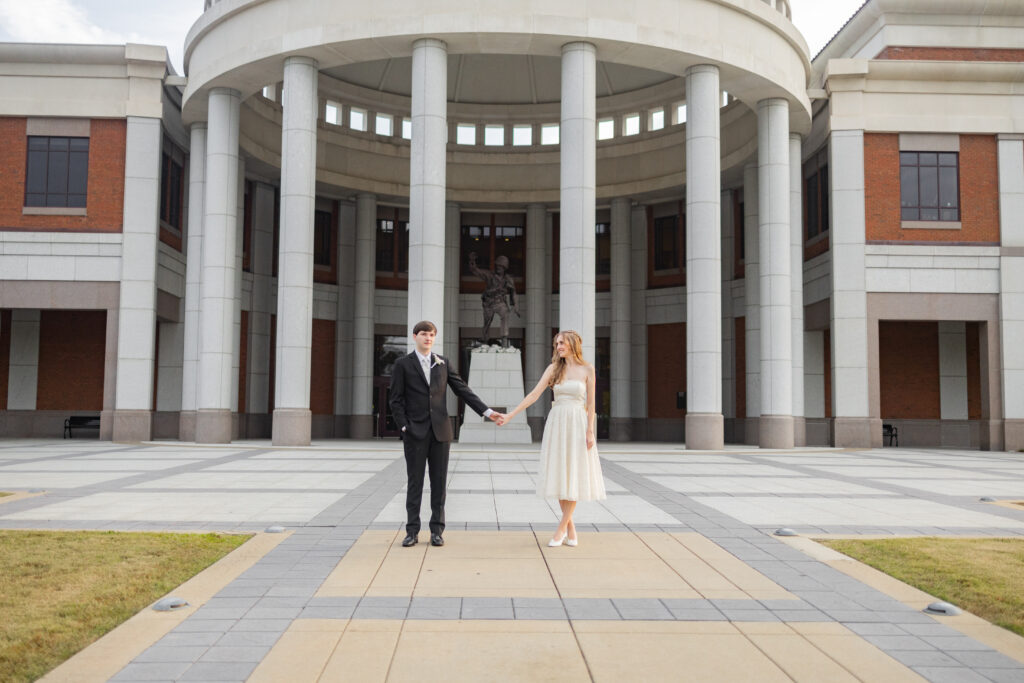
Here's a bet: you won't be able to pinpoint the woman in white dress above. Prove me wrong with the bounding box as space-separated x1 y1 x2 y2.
499 331 606 546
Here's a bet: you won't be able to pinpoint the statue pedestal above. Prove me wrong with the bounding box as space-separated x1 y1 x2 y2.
459 347 532 444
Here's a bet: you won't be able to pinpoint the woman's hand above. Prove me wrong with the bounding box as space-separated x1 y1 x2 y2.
586 429 595 450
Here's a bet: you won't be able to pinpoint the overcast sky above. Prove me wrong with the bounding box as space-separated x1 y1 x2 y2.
0 0 865 74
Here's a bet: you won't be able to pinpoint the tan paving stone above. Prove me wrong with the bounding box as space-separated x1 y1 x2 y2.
320 621 401 682
572 621 739 635
574 622 792 683
789 622 856 636
635 531 700 560
0 490 44 505
674 533 794 597
364 552 424 597
955 622 1024 665
437 531 540 558
414 556 557 598
539 531 656 559
747 633 860 682
802 633 928 682
387 620 587 682
734 622 797 635
248 624 344 683
317 529 406 597
546 557 700 599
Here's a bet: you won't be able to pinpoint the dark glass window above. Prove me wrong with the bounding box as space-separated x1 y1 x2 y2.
900 151 959 222
461 224 491 274
375 211 409 286
804 150 830 240
738 201 745 260
25 136 89 208
653 215 678 270
460 213 526 287
314 209 333 266
595 222 611 276
159 150 184 230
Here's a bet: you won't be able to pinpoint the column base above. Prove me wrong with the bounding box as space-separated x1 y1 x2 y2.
195 409 232 444
685 413 724 450
759 415 794 449
609 417 633 442
179 410 197 442
273 408 311 446
792 416 807 447
112 410 152 443
333 415 351 439
831 417 874 448
743 417 759 446
527 416 544 442
349 414 374 440
1004 419 1024 452
100 409 114 441
232 413 240 441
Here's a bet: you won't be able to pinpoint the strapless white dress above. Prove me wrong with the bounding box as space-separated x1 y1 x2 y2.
537 380 606 501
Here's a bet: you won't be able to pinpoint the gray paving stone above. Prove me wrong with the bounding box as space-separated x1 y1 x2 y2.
133 647 208 663
843 622 908 636
111 662 192 681
512 597 562 609
255 596 309 609
179 661 258 681
975 669 1024 683
192 607 250 620
862 634 935 651
172 619 237 633
353 606 409 619
910 667 993 683
923 636 1000 652
359 597 411 608
887 650 962 667
720 609 780 622
563 599 620 620
661 599 715 610
230 619 293 632
299 605 356 619
204 597 260 610
245 606 302 619
948 651 1024 669
668 608 728 621
407 606 463 620
215 631 284 648
160 632 223 648
308 596 360 608
198 646 271 663
514 607 568 620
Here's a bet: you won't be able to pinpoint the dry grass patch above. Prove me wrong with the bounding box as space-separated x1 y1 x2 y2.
0 530 250 683
821 537 1024 637
0 492 12 498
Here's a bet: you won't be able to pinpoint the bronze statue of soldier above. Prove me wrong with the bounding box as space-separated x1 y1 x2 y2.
468 252 519 347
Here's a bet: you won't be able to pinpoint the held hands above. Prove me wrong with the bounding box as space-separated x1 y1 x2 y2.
487 411 506 425
494 412 510 427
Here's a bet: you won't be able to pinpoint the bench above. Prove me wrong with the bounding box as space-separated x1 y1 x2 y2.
64 415 100 439
882 423 898 447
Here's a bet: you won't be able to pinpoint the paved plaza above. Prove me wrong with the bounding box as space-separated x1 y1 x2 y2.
1 439 1023 682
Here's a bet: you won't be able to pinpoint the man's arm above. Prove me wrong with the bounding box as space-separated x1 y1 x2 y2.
445 365 490 417
388 361 408 432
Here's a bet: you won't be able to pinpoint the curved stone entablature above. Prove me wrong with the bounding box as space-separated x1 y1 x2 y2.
238 81 759 206
183 0 811 131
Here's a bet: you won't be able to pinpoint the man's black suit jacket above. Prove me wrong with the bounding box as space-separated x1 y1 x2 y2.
388 352 489 442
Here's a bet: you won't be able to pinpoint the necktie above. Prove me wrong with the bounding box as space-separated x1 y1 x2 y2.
421 356 431 385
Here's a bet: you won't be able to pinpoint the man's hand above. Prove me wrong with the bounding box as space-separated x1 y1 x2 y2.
488 412 504 424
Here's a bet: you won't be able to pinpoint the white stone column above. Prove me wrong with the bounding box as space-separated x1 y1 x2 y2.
180 123 206 441
407 38 448 350
998 135 1024 451
7 310 40 410
630 205 648 433
790 133 806 446
351 192 377 439
829 130 873 447
156 322 184 425
444 202 461 416
560 41 597 362
685 65 724 449
804 331 826 420
721 189 736 436
939 322 968 421
113 116 162 442
743 163 761 445
196 88 241 444
248 182 275 432
757 99 794 449
334 201 356 436
526 203 549 439
273 56 318 447
610 197 632 441
231 157 244 438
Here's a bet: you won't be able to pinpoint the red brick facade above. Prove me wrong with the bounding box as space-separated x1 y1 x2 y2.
879 321 940 419
865 133 1000 244
311 318 335 415
647 322 685 419
36 310 106 411
0 118 126 233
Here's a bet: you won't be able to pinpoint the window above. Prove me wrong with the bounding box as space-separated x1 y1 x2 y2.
460 213 526 291
541 124 559 145
325 100 341 125
375 113 393 136
456 123 476 145
721 91 730 107
900 151 959 221
673 102 687 125
262 85 276 101
648 202 687 288
25 136 89 208
349 107 367 131
512 125 532 146
595 222 611 276
597 118 614 140
375 208 409 287
623 113 640 136
401 118 412 140
653 215 678 270
314 209 333 267
804 148 830 240
649 108 665 131
159 146 184 231
484 125 505 146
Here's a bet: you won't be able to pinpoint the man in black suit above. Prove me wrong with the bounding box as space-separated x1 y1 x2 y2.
388 320 502 547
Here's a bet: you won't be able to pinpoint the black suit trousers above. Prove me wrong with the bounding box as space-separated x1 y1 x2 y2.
403 429 449 536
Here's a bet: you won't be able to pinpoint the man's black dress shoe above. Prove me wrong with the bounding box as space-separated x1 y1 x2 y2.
402 534 418 547
430 533 444 547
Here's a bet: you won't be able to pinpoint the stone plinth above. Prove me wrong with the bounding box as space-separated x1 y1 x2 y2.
459 347 532 444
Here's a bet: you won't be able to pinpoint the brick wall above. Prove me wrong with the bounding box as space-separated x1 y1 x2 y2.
876 47 1024 62
864 133 1000 244
647 322 685 419
0 118 126 232
0 310 10 410
36 310 106 411
311 318 335 415
879 321 940 419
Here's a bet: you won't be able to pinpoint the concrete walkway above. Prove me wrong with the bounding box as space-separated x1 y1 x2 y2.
1 439 1023 682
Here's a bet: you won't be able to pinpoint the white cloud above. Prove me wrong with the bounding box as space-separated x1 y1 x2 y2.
0 0 121 44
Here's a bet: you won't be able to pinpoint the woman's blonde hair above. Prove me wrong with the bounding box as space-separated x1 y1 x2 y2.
548 330 586 387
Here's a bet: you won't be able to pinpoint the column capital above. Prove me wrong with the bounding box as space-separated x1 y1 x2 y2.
413 37 447 52
190 121 207 132
790 132 803 143
561 41 596 56
685 63 720 78
283 55 318 70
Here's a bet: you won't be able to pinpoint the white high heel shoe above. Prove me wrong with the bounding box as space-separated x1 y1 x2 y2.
565 535 578 547
548 532 567 547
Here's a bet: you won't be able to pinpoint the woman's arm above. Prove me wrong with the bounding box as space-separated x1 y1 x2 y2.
500 364 555 424
585 364 597 449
